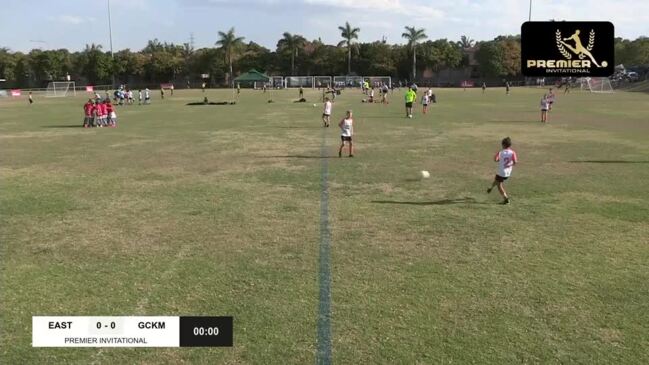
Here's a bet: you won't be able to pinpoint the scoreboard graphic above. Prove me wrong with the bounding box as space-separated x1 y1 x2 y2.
32 316 233 347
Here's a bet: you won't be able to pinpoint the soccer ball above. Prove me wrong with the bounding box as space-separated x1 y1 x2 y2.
313 103 317 107
420 170 430 179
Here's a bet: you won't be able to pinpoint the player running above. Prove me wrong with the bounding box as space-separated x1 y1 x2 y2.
487 137 518 205
338 110 354 158
322 97 332 127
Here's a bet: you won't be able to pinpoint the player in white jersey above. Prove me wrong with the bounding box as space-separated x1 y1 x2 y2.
540 94 549 123
322 97 332 127
421 93 430 114
338 110 354 158
487 137 517 204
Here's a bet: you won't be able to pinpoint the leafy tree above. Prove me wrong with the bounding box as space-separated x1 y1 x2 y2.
216 27 245 86
338 22 360 74
402 26 427 80
277 32 306 75
457 35 475 49
475 41 504 77
76 44 113 85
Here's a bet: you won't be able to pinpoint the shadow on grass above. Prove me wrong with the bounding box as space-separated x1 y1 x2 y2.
569 160 649 164
42 125 83 128
372 197 487 205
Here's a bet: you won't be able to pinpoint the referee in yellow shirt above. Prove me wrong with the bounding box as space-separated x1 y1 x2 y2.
405 86 417 118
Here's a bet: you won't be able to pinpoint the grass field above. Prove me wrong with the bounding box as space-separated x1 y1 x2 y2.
1 86 648 364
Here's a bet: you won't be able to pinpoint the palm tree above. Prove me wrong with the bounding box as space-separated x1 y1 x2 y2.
216 27 245 86
402 26 427 81
458 35 475 49
278 32 306 75
337 22 360 74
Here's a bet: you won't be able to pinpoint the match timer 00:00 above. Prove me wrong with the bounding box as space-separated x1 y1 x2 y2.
33 316 233 347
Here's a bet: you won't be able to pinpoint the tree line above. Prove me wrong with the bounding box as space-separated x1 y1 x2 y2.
0 23 647 88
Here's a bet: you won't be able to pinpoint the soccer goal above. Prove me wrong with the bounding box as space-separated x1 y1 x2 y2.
314 76 332 89
271 76 284 89
333 76 363 89
284 76 314 88
364 76 392 88
45 81 76 97
579 77 614 93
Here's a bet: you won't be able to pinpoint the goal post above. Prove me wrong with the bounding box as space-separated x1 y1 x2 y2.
46 81 76 97
284 76 314 88
364 76 392 88
333 76 363 88
580 77 614 93
314 76 332 89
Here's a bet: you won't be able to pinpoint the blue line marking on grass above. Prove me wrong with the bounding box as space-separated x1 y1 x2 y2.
317 127 332 365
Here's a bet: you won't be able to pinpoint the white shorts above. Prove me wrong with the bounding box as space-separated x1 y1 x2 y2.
110 112 117 119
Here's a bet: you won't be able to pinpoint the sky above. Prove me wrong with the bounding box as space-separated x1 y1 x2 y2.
1 0 647 53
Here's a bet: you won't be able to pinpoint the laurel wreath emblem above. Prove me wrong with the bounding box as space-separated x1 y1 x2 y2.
556 30 572 59
579 29 596 59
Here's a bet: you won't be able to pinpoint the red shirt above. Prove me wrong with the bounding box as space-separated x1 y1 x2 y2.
84 103 93 117
99 103 108 115
106 103 114 114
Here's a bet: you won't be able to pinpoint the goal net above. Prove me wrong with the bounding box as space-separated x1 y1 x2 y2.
364 76 392 88
270 76 284 89
284 76 314 88
46 81 76 97
333 76 363 88
314 76 332 89
579 77 614 93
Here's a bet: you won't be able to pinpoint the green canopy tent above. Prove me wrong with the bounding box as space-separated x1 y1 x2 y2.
233 69 270 88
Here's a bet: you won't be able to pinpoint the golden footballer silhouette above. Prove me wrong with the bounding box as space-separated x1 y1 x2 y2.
560 30 601 67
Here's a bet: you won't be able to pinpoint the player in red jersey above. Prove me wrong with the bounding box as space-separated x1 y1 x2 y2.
83 99 94 128
105 100 117 127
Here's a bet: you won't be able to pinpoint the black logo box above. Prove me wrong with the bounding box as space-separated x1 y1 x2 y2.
179 316 233 347
521 21 614 77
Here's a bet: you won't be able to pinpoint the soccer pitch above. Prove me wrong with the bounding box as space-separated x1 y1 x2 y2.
1 87 648 363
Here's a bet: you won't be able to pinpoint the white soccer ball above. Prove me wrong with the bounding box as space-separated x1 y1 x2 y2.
313 103 317 107
420 170 430 179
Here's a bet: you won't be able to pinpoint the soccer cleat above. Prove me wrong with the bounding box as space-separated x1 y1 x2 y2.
338 151 342 158
349 155 354 158
502 198 510 205
487 188 492 194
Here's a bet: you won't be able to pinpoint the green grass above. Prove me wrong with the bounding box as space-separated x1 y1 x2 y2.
1 86 648 364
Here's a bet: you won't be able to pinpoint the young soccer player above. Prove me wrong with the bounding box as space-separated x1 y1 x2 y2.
128 90 134 104
83 99 94 128
369 87 375 103
487 137 518 205
405 86 416 118
28 91 33 104
322 97 332 127
99 100 108 126
547 88 555 110
299 86 304 99
421 92 430 114
170 84 174 96
106 99 117 127
482 82 486 94
382 84 389 104
160 88 165 100
540 94 549 123
145 88 150 104
138 90 143 105
505 81 510 95
338 110 354 158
